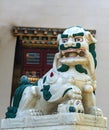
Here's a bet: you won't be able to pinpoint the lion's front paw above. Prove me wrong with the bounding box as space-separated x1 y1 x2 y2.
89 106 103 116
83 85 93 93
57 100 84 113
16 109 43 118
66 87 82 100
29 109 43 116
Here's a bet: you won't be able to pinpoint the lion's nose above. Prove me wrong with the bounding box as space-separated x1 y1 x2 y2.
64 39 76 47
68 41 75 46
64 41 81 48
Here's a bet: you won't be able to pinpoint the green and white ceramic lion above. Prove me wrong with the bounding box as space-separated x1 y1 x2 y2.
6 26 103 118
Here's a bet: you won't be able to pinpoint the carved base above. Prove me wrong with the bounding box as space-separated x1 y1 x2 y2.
1 113 107 130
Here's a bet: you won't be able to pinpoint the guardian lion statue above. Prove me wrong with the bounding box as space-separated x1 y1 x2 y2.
6 26 103 118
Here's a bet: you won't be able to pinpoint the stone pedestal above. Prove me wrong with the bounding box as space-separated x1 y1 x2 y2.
1 113 107 130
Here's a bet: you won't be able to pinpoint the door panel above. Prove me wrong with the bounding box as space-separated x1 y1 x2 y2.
23 49 43 67
23 48 57 82
43 49 57 68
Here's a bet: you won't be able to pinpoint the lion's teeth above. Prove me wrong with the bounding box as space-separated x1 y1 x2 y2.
77 55 80 58
63 56 66 58
77 50 81 53
61 51 65 55
61 49 85 58
69 53 77 57
79 51 85 57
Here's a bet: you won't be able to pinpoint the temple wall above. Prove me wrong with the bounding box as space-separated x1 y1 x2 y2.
0 0 109 129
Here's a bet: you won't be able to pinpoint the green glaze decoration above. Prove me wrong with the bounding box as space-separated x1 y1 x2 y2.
61 34 68 38
41 85 52 101
89 43 97 68
62 88 72 97
75 43 97 74
59 43 81 50
43 76 47 84
33 81 38 86
57 64 69 72
69 106 76 112
75 64 87 74
73 32 84 37
5 76 31 118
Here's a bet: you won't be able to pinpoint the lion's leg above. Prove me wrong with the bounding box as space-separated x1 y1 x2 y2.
16 86 42 117
57 86 84 113
57 99 84 113
82 92 103 116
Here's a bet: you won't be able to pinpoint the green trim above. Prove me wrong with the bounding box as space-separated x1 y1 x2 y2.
13 84 30 108
43 76 47 83
5 76 31 118
61 34 68 38
5 83 31 118
89 44 97 68
33 81 38 86
41 85 52 101
62 88 72 97
73 32 84 37
59 43 81 50
5 106 17 118
75 43 97 73
69 106 76 112
75 64 87 74
57 64 69 72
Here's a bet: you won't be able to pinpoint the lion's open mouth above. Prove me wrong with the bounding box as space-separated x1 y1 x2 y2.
61 48 86 58
59 48 88 66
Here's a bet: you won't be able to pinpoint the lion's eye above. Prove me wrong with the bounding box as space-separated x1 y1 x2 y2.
74 37 83 42
62 38 68 43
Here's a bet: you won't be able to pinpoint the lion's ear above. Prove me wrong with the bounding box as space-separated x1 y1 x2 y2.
57 34 61 44
85 31 97 44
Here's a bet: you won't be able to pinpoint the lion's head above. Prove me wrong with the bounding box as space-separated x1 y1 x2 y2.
53 26 97 80
57 26 97 66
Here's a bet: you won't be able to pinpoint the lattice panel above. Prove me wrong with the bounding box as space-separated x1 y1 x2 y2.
12 26 96 48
